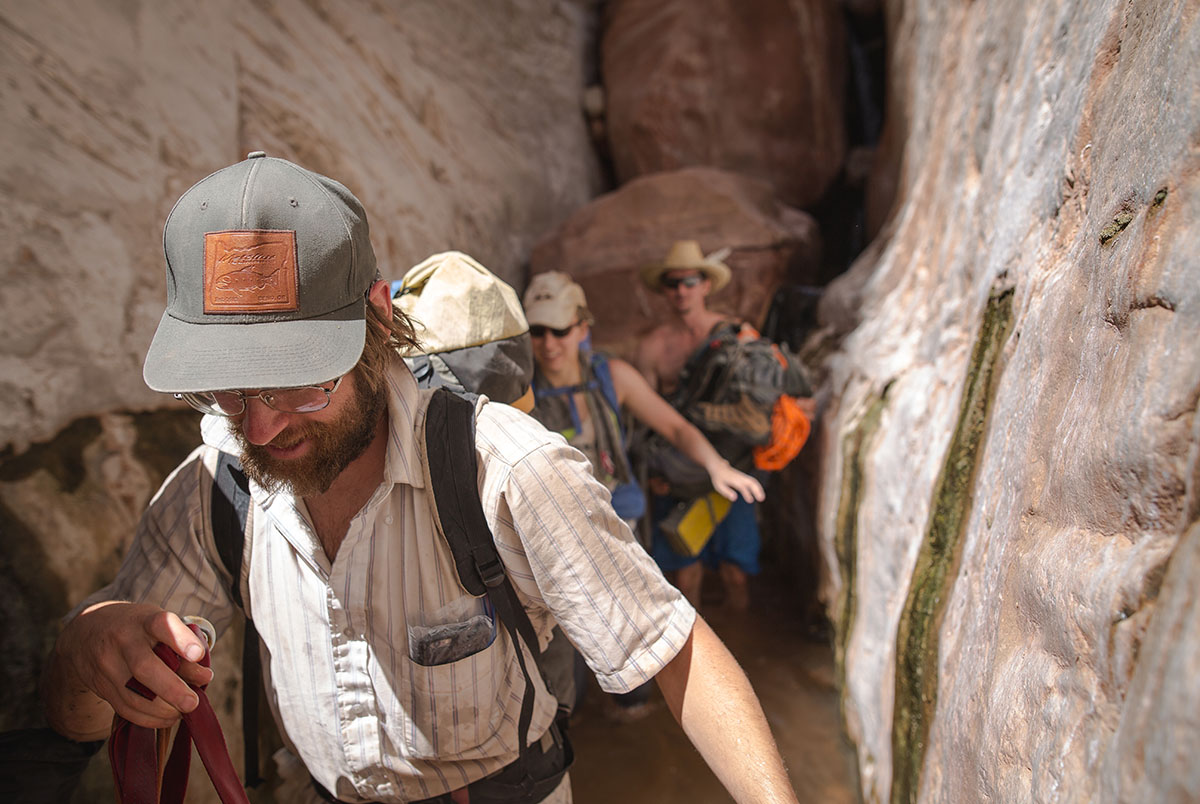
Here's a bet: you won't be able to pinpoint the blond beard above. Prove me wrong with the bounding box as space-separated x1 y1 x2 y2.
235 376 387 498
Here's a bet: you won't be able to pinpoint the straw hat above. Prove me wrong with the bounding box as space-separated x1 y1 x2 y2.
640 240 732 292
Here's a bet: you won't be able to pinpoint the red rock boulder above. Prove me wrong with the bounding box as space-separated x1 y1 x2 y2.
601 0 848 210
529 166 819 358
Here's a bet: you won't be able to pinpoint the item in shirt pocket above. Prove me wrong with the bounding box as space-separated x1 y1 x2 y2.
408 597 496 666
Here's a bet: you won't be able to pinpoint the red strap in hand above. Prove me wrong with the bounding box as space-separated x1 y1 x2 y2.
110 622 250 804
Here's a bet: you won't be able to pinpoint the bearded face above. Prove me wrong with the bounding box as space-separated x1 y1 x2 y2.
234 370 388 497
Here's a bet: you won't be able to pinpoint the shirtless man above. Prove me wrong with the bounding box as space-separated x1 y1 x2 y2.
635 241 760 611
636 241 733 396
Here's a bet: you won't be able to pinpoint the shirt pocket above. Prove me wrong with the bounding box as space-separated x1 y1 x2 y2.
401 625 517 760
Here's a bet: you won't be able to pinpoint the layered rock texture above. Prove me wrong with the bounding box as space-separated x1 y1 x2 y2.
0 2 600 800
0 0 601 453
818 0 1199 801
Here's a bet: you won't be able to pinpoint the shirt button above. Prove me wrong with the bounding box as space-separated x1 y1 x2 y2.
342 627 355 639
385 515 394 525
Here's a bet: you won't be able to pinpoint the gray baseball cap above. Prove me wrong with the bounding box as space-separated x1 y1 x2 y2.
143 152 377 393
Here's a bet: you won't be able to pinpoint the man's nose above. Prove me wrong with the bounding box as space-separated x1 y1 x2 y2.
239 397 290 446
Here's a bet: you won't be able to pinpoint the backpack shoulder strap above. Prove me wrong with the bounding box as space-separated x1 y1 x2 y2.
424 387 543 764
211 452 251 609
589 352 620 417
673 321 741 411
209 451 263 789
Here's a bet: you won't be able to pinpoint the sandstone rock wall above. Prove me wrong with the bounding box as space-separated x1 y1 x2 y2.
818 0 1199 801
0 0 601 453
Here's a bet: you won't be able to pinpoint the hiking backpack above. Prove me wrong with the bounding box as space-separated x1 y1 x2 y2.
669 321 812 473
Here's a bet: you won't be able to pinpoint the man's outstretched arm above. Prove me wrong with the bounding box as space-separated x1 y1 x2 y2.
655 616 799 804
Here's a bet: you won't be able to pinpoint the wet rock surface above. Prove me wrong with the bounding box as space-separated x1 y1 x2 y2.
817 0 1200 800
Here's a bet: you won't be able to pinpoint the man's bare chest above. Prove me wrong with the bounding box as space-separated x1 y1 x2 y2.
655 331 704 394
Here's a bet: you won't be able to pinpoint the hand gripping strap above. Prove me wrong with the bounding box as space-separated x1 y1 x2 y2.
110 622 250 804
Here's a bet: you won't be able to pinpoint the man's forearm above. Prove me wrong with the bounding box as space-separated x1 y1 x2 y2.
655 617 799 804
672 421 728 475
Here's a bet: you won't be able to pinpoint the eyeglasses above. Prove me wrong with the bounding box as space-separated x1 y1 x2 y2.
174 377 344 417
660 274 704 290
529 322 579 339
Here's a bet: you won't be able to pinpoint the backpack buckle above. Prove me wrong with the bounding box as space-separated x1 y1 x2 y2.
475 550 506 588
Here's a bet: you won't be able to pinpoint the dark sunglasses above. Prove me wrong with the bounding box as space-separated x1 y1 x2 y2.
660 275 704 290
529 322 579 339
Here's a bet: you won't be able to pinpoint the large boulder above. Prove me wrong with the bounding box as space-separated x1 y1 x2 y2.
817 0 1200 801
529 166 820 358
601 0 847 210
0 0 601 453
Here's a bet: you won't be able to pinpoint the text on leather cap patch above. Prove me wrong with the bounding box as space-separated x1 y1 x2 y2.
204 230 300 313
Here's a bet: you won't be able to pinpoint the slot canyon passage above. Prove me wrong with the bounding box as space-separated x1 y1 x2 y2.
1 1 1197 803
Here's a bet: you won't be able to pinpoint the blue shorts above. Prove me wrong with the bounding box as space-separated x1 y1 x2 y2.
650 495 761 574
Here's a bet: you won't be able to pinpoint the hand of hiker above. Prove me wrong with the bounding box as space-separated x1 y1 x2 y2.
55 601 214 729
708 461 765 504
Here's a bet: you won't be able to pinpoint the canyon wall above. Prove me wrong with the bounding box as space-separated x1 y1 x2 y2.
0 0 601 453
818 0 1199 801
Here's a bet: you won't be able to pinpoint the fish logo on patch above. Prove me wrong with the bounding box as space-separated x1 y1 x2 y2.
204 230 300 313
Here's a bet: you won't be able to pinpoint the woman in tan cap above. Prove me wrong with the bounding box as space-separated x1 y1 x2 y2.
522 272 763 525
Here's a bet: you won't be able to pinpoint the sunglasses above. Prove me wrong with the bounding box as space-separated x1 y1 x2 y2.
529 322 580 339
660 275 704 290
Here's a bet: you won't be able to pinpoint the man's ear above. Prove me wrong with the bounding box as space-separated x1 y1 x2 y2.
368 279 393 320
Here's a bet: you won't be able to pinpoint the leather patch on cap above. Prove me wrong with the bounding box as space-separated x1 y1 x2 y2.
204 230 300 313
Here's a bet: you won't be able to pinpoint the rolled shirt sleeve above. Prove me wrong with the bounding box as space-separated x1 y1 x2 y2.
474 400 696 694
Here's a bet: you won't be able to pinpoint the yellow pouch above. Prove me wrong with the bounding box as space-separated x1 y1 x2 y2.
661 491 733 558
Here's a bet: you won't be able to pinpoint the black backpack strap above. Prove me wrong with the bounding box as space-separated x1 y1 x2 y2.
424 389 543 772
211 452 263 788
212 452 251 608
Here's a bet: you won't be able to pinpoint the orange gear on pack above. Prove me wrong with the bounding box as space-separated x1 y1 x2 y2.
753 393 812 471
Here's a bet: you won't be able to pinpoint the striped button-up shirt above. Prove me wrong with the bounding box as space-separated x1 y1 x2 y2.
85 358 695 802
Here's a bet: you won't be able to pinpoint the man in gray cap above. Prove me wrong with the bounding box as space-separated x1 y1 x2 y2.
42 154 799 804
